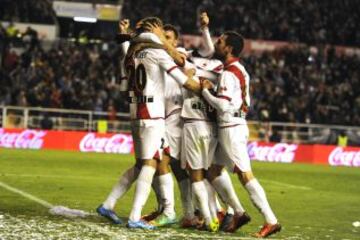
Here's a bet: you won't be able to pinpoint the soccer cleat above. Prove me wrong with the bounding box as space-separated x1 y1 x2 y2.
180 216 203 228
224 212 251 233
141 210 162 222
217 209 226 224
96 205 122 224
150 213 177 227
219 213 233 231
126 220 157 230
254 223 282 238
206 218 220 232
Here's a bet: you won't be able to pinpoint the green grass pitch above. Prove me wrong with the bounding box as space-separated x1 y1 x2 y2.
0 148 359 239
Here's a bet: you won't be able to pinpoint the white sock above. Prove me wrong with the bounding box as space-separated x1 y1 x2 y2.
178 178 194 218
129 165 156 221
192 181 212 225
103 166 139 210
152 176 163 212
215 195 223 212
227 206 235 215
204 179 218 220
212 171 245 215
245 179 277 224
159 173 175 217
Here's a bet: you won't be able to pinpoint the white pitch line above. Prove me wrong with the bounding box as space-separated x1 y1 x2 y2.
261 179 312 191
0 181 54 208
0 179 282 240
0 180 119 239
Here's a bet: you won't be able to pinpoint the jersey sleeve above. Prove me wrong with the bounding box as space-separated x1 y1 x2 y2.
157 50 188 86
216 71 235 101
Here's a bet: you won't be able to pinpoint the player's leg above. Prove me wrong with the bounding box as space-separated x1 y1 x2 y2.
170 158 194 222
127 120 164 230
236 170 281 237
227 125 280 237
128 159 158 229
189 169 218 232
150 151 177 226
97 161 141 224
166 114 194 221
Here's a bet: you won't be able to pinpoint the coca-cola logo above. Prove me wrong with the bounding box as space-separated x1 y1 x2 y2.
247 141 298 163
0 128 46 149
328 147 360 167
79 133 133 154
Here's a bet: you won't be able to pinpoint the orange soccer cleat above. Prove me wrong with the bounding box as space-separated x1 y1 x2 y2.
254 223 282 238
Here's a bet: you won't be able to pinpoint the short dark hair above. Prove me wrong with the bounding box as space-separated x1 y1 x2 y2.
224 31 244 57
163 24 179 39
136 17 163 34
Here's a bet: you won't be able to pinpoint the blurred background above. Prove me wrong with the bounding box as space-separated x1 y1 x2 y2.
0 0 359 147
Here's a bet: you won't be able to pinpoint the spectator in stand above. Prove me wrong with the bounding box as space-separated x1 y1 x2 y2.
122 0 360 47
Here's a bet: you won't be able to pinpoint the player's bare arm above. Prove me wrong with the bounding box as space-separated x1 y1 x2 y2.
182 68 202 94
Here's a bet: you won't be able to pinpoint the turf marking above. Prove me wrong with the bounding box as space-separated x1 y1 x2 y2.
0 180 282 239
261 179 312 190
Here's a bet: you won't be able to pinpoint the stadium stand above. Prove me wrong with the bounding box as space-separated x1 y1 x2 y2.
0 0 359 127
122 0 360 46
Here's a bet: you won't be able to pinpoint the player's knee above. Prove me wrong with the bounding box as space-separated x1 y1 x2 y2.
207 164 223 182
170 159 188 181
143 159 158 168
236 170 254 185
190 169 204 182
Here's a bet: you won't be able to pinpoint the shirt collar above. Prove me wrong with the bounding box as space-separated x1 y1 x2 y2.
224 57 240 68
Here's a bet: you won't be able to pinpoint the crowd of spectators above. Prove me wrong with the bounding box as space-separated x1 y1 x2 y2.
245 46 360 126
0 36 128 116
122 0 360 47
1 32 359 126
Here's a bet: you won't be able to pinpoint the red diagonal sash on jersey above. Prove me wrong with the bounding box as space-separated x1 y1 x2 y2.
225 64 249 113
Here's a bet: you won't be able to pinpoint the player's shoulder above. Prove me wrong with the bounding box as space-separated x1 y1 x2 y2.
224 61 249 79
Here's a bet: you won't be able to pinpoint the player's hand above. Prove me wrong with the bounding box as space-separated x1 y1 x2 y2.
141 22 166 41
184 68 196 78
119 19 130 34
201 78 214 90
199 12 209 29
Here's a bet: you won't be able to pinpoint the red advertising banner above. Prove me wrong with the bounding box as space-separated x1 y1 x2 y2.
1 128 359 167
0 128 133 154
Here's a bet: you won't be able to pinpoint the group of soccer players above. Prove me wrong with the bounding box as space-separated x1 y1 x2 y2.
96 13 282 238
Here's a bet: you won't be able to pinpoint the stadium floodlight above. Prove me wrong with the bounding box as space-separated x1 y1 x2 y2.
73 17 97 23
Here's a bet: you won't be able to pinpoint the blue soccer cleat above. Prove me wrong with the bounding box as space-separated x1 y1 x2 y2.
96 204 122 224
126 220 157 230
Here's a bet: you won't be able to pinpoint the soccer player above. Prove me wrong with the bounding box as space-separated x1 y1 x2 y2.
124 17 203 230
201 31 282 237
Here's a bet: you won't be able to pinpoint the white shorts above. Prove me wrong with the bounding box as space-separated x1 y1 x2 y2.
214 124 251 172
181 121 217 170
166 112 183 160
131 119 168 160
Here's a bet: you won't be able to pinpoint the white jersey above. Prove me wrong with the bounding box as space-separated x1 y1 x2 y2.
164 47 187 117
127 33 188 120
181 56 222 121
216 58 251 126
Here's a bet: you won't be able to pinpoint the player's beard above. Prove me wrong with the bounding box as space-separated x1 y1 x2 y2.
213 51 225 62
